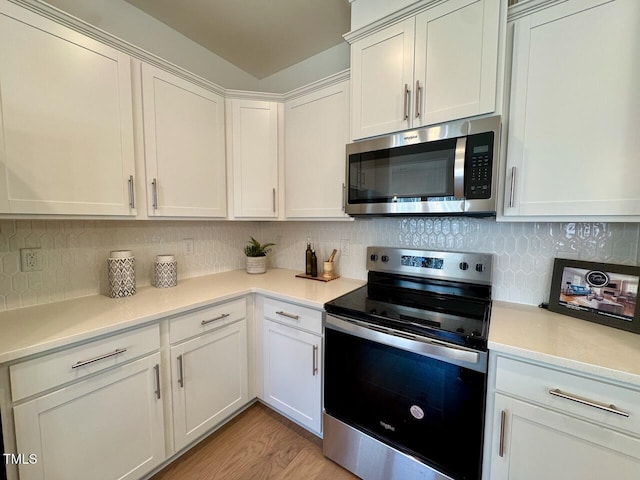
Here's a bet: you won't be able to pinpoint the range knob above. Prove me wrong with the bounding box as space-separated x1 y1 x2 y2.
475 263 485 273
370 254 378 262
381 255 390 263
459 262 469 271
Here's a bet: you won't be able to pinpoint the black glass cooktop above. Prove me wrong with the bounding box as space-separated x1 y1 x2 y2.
325 272 492 350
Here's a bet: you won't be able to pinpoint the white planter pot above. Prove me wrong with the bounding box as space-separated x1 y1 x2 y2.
246 256 267 274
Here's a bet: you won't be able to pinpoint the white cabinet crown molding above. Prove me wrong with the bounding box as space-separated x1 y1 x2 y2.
283 69 350 102
343 0 446 43
507 0 569 21
7 0 226 97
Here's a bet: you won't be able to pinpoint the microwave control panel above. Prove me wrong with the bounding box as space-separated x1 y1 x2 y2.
464 132 494 200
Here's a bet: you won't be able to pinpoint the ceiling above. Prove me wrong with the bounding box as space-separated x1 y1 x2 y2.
123 0 351 79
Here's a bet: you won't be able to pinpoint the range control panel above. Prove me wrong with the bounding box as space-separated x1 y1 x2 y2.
366 246 493 285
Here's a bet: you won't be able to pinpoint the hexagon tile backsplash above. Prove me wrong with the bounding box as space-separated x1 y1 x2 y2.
0 219 638 311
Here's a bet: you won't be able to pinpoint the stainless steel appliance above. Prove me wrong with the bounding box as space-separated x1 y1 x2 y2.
323 247 493 480
345 116 500 217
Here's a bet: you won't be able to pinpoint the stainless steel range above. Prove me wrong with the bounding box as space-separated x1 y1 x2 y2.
323 247 493 480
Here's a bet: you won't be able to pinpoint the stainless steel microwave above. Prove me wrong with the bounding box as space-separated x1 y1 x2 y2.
345 115 501 216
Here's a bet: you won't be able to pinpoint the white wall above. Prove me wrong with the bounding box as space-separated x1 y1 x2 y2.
44 0 260 90
258 43 351 93
350 0 422 30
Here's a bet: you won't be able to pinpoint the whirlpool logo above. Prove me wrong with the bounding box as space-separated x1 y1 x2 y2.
379 421 396 432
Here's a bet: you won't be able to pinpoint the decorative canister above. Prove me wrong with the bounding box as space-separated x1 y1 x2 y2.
108 250 136 298
155 254 177 288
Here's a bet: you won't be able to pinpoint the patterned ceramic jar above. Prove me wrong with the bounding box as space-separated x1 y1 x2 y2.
155 254 177 288
108 250 136 298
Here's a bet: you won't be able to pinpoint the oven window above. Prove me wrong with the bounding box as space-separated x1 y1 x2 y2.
348 138 457 204
324 327 486 480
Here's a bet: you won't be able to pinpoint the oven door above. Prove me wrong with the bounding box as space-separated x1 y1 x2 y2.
324 315 487 480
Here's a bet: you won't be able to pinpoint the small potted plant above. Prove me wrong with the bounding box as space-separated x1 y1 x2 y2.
244 236 275 274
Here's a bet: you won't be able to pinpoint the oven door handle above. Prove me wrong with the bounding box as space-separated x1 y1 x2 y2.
326 315 487 373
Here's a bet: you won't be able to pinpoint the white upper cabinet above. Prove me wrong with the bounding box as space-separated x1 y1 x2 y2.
349 0 500 140
414 0 500 127
141 64 227 218
350 19 416 140
227 99 279 218
285 79 350 218
503 0 640 220
0 1 136 216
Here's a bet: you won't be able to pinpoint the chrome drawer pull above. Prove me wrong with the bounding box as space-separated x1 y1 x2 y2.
499 410 506 457
72 348 127 369
201 313 230 326
276 311 300 320
177 354 184 388
312 344 318 376
549 388 630 417
153 364 161 399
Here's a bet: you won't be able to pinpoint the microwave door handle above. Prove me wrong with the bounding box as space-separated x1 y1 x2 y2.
454 137 466 199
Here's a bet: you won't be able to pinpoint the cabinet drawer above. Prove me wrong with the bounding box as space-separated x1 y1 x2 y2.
495 356 640 436
263 297 322 335
169 298 247 344
10 323 160 402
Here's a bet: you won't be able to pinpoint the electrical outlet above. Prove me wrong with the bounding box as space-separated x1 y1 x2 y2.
183 238 194 256
20 248 42 272
340 239 350 257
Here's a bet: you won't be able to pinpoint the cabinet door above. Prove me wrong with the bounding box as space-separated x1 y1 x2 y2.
350 19 415 140
414 0 499 127
13 354 165 480
504 0 640 218
141 64 227 217
490 394 640 480
285 80 350 218
0 2 135 216
171 320 248 451
262 319 321 434
229 99 279 218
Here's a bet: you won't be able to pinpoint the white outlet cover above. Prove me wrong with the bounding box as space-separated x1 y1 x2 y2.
20 248 42 272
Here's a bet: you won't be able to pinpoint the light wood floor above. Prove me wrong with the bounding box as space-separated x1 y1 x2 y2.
151 403 359 480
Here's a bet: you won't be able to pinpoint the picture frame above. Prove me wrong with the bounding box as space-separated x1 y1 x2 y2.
548 258 640 334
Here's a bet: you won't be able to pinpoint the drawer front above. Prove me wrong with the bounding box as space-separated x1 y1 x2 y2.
10 323 160 402
263 297 322 335
169 298 247 344
495 356 640 436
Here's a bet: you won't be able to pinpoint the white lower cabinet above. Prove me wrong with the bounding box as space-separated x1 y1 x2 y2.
13 353 165 480
170 319 248 451
491 394 640 480
487 354 640 479
262 317 322 435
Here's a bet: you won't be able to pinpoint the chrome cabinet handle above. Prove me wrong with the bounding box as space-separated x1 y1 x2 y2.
72 348 127 369
415 80 422 118
152 178 158 210
177 354 184 388
276 311 300 320
499 410 506 457
549 388 630 417
128 175 135 209
201 313 230 326
509 166 516 208
403 83 410 121
272 187 276 213
312 345 318 376
342 183 346 212
153 364 161 399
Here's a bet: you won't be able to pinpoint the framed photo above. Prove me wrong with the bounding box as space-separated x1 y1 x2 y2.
548 258 640 334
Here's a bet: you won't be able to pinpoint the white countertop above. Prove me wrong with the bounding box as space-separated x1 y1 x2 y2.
2 270 639 388
490 301 640 386
0 268 365 364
